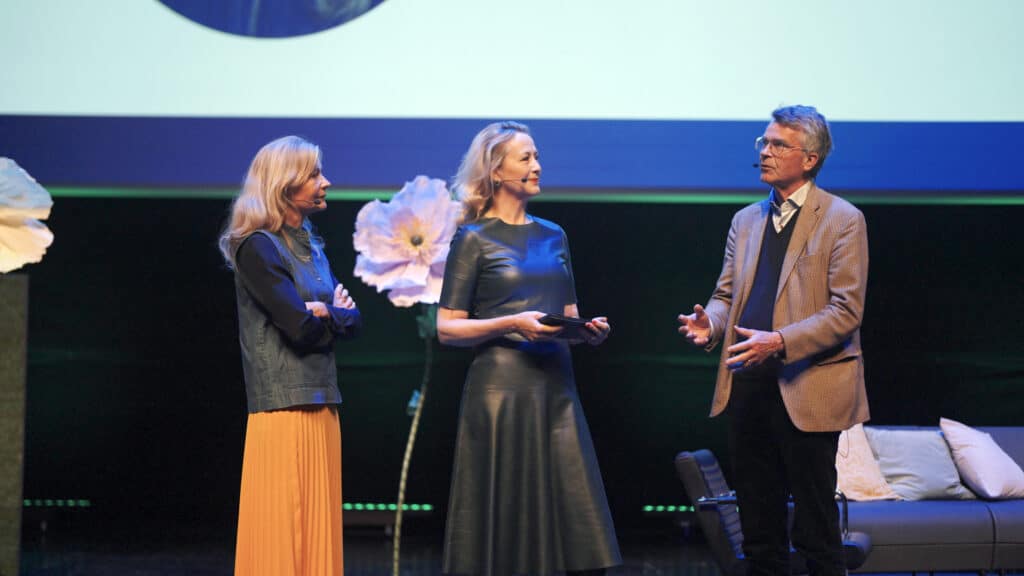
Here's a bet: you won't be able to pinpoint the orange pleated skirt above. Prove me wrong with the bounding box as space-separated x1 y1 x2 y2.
235 405 343 576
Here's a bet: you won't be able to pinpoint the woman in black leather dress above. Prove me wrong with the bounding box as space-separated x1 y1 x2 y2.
437 121 621 576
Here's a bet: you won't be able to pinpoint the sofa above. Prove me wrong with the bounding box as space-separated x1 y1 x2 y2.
845 424 1024 573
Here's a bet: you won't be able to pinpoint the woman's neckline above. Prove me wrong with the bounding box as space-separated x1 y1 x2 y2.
480 215 536 227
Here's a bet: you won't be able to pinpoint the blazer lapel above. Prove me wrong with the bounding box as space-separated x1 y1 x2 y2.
776 184 823 301
735 200 771 315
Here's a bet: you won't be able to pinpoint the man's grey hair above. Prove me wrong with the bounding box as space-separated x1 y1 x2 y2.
772 105 833 178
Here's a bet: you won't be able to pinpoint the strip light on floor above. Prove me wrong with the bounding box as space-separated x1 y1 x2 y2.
343 502 433 512
23 499 91 508
22 499 432 512
642 505 695 513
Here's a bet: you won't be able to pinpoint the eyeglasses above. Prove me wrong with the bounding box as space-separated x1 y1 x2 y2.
755 136 807 156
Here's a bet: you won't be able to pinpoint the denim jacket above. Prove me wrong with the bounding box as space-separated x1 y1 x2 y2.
233 226 355 413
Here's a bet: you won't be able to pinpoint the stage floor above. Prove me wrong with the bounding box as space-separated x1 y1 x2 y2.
22 530 1024 575
21 533 719 575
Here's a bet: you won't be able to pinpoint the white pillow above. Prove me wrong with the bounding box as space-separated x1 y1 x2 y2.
836 424 900 501
940 417 1024 499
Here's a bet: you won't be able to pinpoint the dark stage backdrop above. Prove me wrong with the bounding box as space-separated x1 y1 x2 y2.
19 198 1024 544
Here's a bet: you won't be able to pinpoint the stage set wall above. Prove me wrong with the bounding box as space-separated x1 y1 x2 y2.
17 194 1023 544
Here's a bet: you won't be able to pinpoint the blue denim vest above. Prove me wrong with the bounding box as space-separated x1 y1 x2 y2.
234 227 341 413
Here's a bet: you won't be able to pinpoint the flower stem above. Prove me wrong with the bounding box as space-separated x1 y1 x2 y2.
392 331 433 576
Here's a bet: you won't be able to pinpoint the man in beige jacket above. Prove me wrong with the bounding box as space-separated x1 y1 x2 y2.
678 105 869 576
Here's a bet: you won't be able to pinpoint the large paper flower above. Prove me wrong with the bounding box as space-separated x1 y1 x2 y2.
0 158 54 274
353 175 460 307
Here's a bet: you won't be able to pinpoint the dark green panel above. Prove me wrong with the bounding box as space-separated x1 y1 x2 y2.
19 197 1024 542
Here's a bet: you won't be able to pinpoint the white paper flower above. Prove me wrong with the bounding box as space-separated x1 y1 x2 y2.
0 158 54 274
353 175 460 307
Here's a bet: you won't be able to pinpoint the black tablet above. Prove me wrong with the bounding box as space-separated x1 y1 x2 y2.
538 314 592 340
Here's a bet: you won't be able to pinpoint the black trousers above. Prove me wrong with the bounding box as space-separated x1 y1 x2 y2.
727 373 844 576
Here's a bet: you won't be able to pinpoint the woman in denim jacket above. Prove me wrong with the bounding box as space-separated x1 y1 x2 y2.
218 136 361 576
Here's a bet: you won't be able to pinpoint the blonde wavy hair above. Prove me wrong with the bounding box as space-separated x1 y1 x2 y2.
218 135 322 268
452 121 530 223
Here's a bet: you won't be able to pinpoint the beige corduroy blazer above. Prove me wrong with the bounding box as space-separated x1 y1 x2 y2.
704 184 870 432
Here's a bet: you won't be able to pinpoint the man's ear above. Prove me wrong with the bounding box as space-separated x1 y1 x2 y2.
803 152 820 174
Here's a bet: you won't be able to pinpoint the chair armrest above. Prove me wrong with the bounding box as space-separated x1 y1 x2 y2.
835 489 849 539
696 492 737 511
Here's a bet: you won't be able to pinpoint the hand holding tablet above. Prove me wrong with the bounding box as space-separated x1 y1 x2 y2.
539 313 609 343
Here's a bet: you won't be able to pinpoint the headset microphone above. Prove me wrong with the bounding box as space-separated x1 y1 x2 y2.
752 163 760 168
494 174 532 188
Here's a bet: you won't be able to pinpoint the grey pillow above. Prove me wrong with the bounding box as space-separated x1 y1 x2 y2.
863 427 974 500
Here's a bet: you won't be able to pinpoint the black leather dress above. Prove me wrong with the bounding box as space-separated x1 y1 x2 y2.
439 216 620 576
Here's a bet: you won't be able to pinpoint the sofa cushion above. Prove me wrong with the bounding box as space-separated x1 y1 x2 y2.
988 499 1024 544
836 424 900 501
990 499 1024 569
941 418 1024 499
864 427 973 500
847 500 996 572
846 500 994 545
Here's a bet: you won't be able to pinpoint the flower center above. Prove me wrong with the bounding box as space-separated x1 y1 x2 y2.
410 235 424 247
